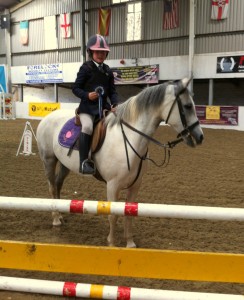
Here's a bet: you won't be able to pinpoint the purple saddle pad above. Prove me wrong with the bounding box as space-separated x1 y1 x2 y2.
58 117 80 150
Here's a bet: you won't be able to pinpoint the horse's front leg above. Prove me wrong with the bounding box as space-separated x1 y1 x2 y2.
107 215 118 247
106 183 120 247
124 216 136 248
124 184 141 248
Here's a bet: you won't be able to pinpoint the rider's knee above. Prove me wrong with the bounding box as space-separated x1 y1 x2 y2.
81 125 93 136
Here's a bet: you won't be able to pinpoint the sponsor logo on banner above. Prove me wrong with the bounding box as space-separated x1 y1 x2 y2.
217 56 244 73
26 64 63 83
29 103 60 117
196 105 238 125
111 65 159 85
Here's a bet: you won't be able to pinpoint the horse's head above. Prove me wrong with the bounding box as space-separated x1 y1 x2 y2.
164 78 204 147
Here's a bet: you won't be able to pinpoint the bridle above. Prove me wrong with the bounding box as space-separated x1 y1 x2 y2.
165 88 200 140
118 85 202 188
119 87 200 188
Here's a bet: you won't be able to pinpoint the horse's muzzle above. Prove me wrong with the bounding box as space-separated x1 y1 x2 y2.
186 130 204 147
196 133 204 144
177 120 204 147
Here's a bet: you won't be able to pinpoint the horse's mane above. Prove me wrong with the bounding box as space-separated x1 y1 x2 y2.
106 81 169 127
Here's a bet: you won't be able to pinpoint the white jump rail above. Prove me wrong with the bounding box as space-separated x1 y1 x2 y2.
0 276 243 300
1 196 244 299
1 196 244 221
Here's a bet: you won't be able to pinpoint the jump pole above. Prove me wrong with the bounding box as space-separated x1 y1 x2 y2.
1 276 243 300
1 196 244 221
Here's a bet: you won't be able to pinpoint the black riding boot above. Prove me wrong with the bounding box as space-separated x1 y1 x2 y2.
79 132 95 175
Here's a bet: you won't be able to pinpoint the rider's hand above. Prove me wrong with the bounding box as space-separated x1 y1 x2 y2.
111 104 117 112
88 92 98 101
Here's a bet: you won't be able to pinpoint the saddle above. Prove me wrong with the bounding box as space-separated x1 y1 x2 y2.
58 110 109 182
91 118 107 154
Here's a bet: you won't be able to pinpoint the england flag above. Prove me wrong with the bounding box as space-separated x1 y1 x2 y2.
211 0 229 20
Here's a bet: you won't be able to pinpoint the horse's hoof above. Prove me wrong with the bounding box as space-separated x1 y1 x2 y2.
108 242 116 247
126 241 137 248
52 217 63 226
107 239 115 247
52 221 62 226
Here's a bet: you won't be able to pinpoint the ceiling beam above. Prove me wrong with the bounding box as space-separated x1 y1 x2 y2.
9 0 33 13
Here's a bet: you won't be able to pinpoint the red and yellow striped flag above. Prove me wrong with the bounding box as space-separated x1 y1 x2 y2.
98 8 111 36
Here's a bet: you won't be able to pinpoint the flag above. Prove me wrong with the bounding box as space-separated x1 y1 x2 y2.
163 0 179 30
60 13 71 38
211 0 229 20
20 20 29 45
44 16 57 50
98 8 111 36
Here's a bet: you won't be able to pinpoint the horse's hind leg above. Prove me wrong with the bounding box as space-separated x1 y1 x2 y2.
42 155 69 226
42 156 58 199
56 162 70 198
42 156 60 225
52 162 70 226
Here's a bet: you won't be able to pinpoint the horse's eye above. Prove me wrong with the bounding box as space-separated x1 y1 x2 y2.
184 104 192 110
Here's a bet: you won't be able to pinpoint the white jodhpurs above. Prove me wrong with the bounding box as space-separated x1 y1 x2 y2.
79 113 94 135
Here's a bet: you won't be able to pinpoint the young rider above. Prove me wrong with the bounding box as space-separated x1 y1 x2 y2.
72 34 118 175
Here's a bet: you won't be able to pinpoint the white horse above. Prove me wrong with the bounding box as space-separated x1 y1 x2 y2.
36 78 204 248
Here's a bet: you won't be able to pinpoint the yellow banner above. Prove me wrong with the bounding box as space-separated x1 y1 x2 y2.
29 103 60 117
206 106 220 120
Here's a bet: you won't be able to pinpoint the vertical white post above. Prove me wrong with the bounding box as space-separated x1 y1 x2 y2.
0 85 3 119
2 92 6 119
188 0 195 92
209 79 214 105
4 9 11 94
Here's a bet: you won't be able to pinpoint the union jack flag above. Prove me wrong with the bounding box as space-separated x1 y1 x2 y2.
163 0 179 30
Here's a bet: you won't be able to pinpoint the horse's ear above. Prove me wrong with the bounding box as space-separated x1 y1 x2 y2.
174 77 191 95
181 77 191 88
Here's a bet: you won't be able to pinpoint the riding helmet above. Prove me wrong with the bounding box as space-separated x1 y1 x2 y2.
86 34 110 58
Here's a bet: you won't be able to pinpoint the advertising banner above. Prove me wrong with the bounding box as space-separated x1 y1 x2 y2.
29 103 60 117
196 105 238 125
111 65 159 85
26 64 63 84
217 55 244 73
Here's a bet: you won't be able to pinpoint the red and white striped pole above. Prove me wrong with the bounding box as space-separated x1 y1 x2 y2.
0 276 243 300
1 196 244 221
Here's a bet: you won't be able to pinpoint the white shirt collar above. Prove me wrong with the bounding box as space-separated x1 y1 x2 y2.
93 60 103 68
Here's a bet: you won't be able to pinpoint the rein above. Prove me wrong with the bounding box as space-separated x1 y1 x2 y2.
118 85 200 188
120 119 183 171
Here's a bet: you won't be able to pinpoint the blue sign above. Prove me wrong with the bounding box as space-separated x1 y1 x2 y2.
0 65 7 92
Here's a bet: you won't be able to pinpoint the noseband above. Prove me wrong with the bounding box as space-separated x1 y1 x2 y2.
165 89 200 139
